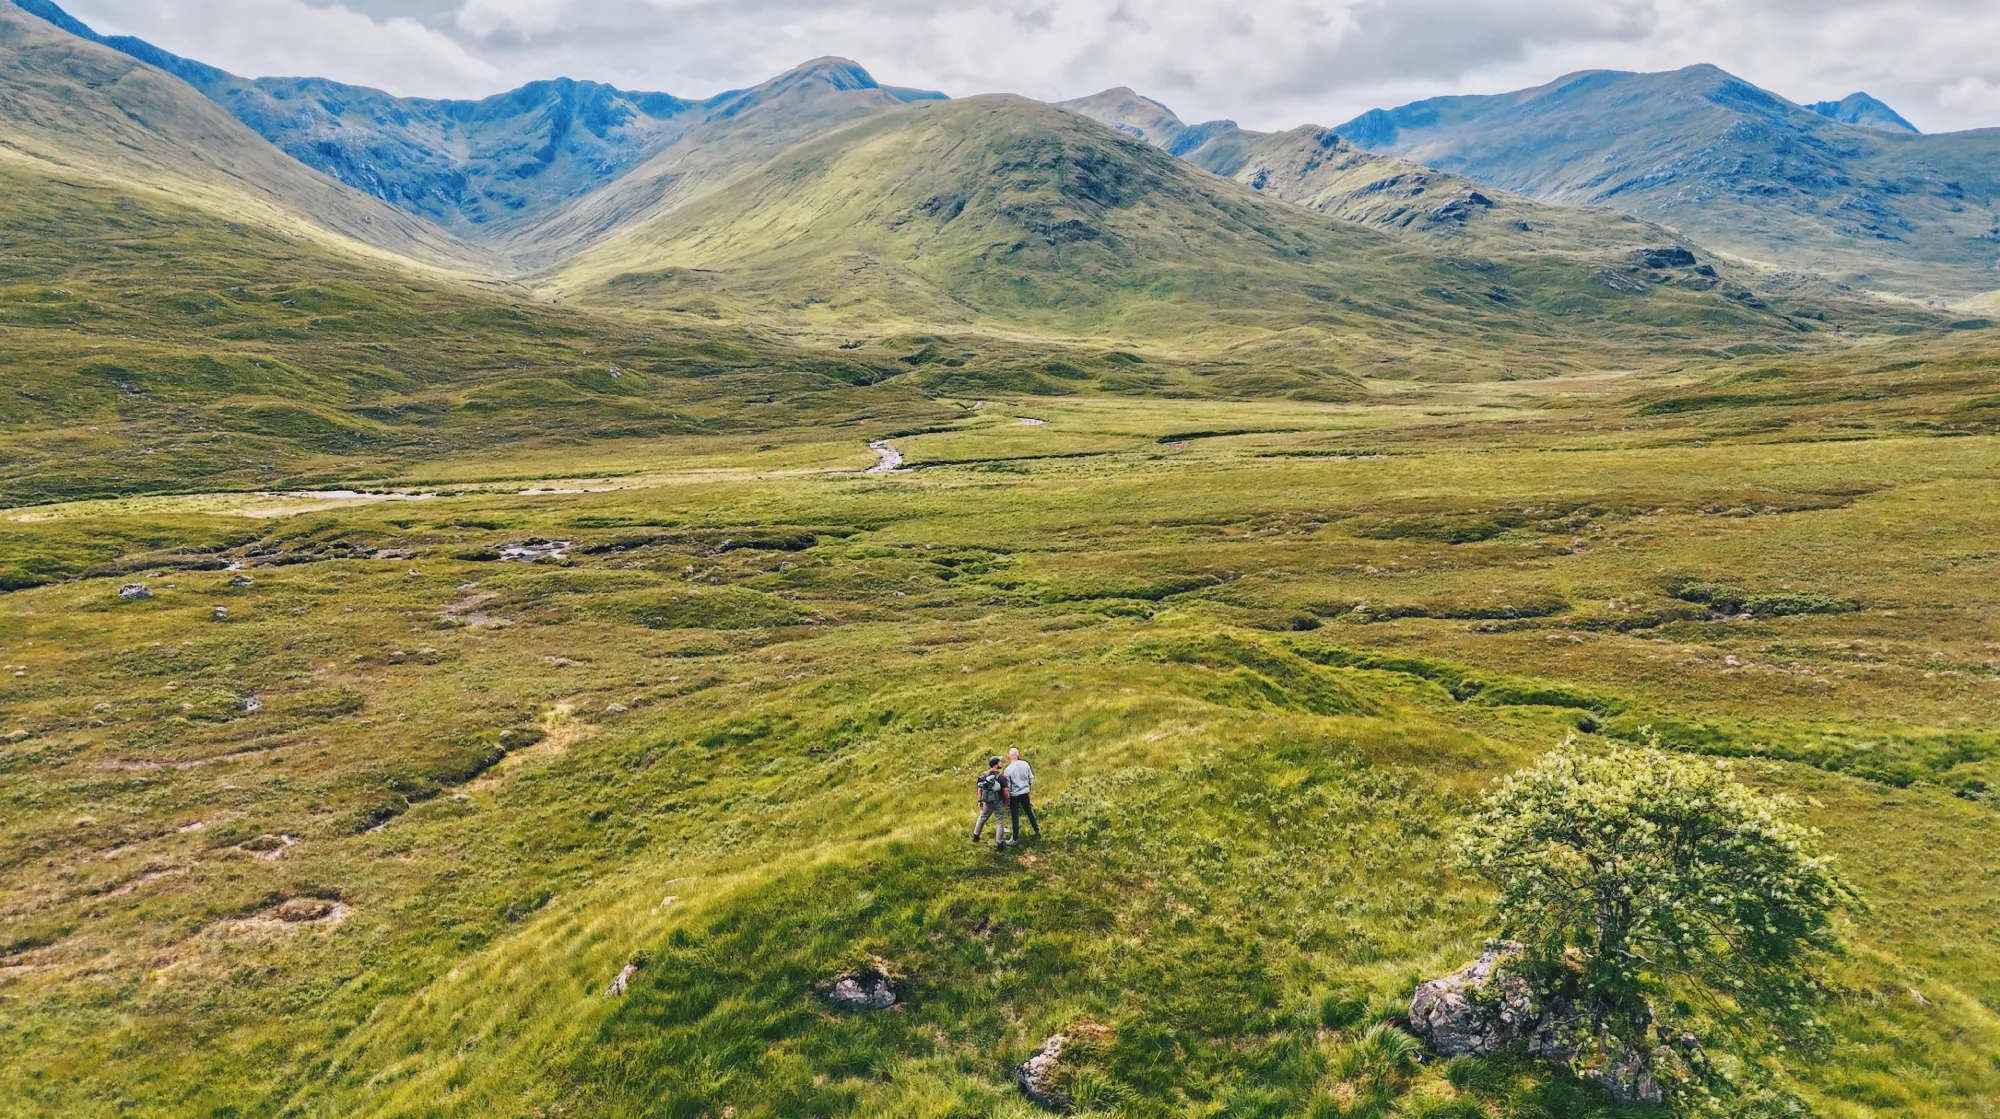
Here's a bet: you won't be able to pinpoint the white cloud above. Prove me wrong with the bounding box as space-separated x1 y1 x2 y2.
1940 76 2000 115
455 0 571 39
48 0 2000 132
60 0 501 96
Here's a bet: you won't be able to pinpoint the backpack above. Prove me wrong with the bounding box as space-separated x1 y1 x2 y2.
976 770 1005 801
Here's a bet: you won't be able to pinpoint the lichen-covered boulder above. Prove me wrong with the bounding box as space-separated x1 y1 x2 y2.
826 970 896 1011
1535 1001 1668 1106
1410 941 1673 1106
1016 1034 1069 1112
1407 940 1539 1056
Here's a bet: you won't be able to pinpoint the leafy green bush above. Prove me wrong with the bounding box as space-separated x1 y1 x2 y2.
1458 741 1855 1100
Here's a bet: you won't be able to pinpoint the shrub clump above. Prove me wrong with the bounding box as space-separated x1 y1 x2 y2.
1456 740 1855 1108
1671 582 1859 618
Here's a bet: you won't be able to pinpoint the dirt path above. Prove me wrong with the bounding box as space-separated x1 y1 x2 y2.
466 701 598 794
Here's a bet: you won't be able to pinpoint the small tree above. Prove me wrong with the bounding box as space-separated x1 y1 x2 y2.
1458 739 1854 1066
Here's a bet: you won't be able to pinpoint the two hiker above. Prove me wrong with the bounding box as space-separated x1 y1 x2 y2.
972 747 1040 850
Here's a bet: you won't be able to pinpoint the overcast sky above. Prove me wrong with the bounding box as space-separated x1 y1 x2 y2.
52 0 2000 134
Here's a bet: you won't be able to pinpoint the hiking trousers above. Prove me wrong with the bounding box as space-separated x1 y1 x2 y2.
1010 792 1040 839
973 805 1008 841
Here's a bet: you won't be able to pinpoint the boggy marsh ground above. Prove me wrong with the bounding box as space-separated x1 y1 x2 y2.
4 351 2000 1119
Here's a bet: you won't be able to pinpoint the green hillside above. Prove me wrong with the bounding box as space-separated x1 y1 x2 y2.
498 58 952 269
0 1 486 271
547 96 1893 373
5 6 2000 1118
0 155 970 507
6 333 2000 1118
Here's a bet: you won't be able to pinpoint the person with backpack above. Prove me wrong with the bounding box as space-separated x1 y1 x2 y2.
1004 747 1040 843
973 755 1011 849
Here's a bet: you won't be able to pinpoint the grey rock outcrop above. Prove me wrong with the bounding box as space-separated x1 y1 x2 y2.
826 970 896 1011
1408 940 1539 1056
1410 941 1668 1106
118 584 151 600
607 962 638 997
1634 246 1699 270
1016 1034 1069 1112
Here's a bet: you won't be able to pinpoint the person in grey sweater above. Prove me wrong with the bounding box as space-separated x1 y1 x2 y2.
1003 747 1040 843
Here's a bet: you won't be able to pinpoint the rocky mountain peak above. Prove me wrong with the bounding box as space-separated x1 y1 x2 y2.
1808 91 1921 134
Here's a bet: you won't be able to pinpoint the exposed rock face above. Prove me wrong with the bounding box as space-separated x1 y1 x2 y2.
1408 940 1539 1055
117 584 150 600
1409 941 1667 1106
1635 246 1699 269
1016 1034 1070 1112
826 970 896 1011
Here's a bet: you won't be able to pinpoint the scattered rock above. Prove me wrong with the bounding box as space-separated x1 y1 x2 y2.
275 897 339 922
1017 1034 1070 1112
440 592 504 628
228 575 254 587
604 702 628 715
212 606 230 622
243 696 264 715
1597 269 1651 294
242 834 295 860
607 962 639 996
2 729 29 743
498 539 571 563
226 897 349 933
118 584 151 601
826 969 897 1011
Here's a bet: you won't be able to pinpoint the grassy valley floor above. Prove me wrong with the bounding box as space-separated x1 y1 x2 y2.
5 347 2000 1118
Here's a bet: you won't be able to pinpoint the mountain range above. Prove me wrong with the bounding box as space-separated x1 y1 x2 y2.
5 0 1886 388
13 0 942 243
12 0 1998 309
1330 65 2000 299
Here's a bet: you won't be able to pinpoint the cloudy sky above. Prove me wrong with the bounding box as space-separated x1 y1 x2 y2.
52 0 2000 134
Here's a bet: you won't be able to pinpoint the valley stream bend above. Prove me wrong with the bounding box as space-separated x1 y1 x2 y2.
866 440 905 473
